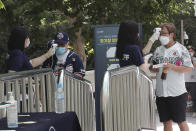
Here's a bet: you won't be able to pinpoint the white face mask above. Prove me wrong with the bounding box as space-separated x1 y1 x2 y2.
24 38 30 48
159 36 170 46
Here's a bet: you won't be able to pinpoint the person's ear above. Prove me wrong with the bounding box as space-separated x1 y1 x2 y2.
169 33 174 39
66 42 70 47
65 42 69 49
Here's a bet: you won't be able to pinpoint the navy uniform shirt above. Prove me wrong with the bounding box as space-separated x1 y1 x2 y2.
120 45 144 67
6 49 33 72
43 50 85 76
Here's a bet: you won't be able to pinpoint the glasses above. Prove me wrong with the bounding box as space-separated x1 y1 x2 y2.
160 31 169 35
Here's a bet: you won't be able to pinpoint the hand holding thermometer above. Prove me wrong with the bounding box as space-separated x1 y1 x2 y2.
153 28 161 33
51 40 58 50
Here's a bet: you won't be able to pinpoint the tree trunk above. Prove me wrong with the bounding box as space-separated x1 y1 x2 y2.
67 15 87 69
73 28 87 69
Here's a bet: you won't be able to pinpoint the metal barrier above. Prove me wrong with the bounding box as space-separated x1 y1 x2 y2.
0 68 54 113
0 68 95 131
101 65 156 131
61 70 95 131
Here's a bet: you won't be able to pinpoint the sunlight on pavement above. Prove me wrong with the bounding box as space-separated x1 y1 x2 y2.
157 123 196 131
156 113 196 131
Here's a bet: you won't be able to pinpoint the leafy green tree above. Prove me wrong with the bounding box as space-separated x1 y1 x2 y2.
0 0 194 73
0 0 4 9
184 17 196 48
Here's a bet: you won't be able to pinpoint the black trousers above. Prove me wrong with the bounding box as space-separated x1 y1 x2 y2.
185 82 196 112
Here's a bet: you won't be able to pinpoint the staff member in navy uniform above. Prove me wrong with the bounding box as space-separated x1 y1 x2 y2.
6 26 55 73
43 31 85 78
115 20 147 72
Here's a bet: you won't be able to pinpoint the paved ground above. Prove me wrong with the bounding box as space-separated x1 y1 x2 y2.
156 112 196 131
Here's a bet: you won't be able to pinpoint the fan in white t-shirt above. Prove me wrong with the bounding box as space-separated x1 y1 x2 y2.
149 23 193 131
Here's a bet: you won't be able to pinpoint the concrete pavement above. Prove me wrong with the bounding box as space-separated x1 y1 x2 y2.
156 112 196 131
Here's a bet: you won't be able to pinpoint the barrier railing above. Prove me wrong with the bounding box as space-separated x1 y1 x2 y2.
101 65 156 131
0 68 54 113
0 68 95 131
61 70 95 131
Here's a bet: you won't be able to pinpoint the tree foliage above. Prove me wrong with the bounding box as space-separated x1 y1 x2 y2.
0 0 195 73
0 0 4 9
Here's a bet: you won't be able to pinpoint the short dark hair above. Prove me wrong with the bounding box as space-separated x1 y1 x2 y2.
8 26 30 51
116 20 141 59
160 23 176 38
